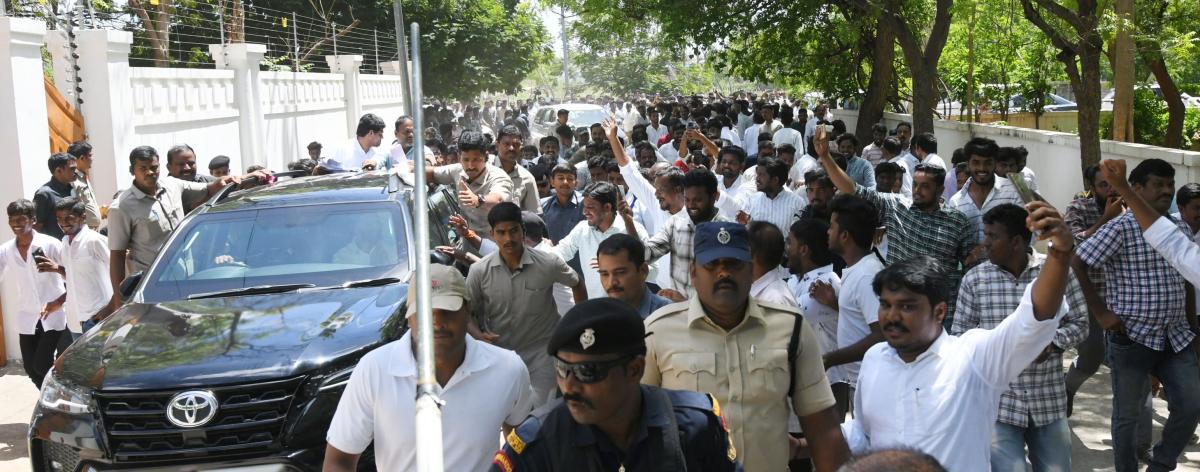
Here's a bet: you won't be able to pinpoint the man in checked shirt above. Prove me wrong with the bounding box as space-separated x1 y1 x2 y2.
950 204 1088 472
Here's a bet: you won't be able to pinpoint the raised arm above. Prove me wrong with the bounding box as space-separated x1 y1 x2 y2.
812 126 857 195
603 117 631 167
1100 159 1158 231
1027 201 1073 321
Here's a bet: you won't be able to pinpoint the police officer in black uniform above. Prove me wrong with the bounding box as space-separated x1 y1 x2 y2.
490 298 742 472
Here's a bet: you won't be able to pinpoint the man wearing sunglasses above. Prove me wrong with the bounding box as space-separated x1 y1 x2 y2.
643 221 851 471
491 298 740 471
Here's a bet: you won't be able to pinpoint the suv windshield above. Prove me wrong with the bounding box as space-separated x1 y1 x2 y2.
142 202 409 302
569 108 609 127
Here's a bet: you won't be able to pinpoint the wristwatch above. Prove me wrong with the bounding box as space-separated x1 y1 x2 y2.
474 192 484 208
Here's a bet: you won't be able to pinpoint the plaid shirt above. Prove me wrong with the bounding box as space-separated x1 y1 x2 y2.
1077 213 1194 352
856 185 975 323
644 211 731 294
1064 196 1107 299
951 253 1089 427
946 177 1024 244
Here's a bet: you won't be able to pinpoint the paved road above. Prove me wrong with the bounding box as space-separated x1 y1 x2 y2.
0 357 1197 471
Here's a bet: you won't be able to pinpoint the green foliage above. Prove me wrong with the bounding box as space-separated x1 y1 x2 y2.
1100 86 1174 146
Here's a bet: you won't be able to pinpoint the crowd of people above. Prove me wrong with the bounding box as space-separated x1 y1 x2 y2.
3 92 1200 472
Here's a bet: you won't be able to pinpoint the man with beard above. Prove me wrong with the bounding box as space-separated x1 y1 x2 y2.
813 127 975 327
947 137 1024 245
164 144 217 212
716 146 755 209
597 234 670 318
844 200 1078 472
640 169 731 301
325 264 534 471
739 157 806 236
467 202 585 404
552 181 647 299
491 298 740 471
643 222 849 471
426 131 515 235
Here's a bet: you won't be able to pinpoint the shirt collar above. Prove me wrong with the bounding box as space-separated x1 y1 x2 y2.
389 331 490 379
47 178 72 193
685 295 766 330
486 247 534 270
802 264 834 281
129 183 166 200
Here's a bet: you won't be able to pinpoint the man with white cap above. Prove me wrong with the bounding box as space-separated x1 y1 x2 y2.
324 264 535 471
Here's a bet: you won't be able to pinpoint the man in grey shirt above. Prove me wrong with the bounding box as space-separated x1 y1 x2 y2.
164 144 217 212
425 131 514 235
466 202 585 404
102 145 264 319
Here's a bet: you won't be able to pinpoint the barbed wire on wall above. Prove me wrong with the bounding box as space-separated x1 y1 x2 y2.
4 0 402 74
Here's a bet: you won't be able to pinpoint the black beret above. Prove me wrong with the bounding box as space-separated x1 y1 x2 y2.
547 298 646 356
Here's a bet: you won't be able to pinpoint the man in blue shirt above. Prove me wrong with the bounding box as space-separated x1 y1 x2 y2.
597 234 671 318
540 164 584 244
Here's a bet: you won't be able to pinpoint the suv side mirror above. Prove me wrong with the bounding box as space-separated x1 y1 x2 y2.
119 272 144 301
431 249 453 266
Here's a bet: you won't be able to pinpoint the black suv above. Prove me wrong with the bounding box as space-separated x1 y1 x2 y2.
29 171 462 471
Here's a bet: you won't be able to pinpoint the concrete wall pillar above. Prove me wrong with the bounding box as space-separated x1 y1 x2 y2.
327 55 363 137
210 43 267 169
75 29 135 200
0 18 51 206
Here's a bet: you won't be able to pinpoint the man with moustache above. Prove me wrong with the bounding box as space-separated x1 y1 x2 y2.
490 298 740 471
596 234 671 318
947 137 1024 245
325 264 535 471
552 181 647 299
426 131 515 235
643 222 850 471
164 144 217 212
495 125 543 214
468 202 586 404
844 200 1079 472
639 170 731 301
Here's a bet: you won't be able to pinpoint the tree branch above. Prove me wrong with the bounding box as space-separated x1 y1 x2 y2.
1031 0 1086 32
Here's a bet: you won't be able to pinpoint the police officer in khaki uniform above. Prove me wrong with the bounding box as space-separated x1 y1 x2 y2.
643 221 851 471
490 298 741 472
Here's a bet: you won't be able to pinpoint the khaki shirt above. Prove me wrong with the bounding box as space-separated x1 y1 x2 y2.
107 177 209 274
466 246 579 359
505 164 542 215
432 164 513 234
73 171 102 229
643 296 835 472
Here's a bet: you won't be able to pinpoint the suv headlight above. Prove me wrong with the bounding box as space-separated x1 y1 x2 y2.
39 373 92 414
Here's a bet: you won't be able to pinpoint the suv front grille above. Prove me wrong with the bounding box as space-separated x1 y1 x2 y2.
94 376 304 463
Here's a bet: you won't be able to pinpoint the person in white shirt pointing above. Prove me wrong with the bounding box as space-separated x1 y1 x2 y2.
843 200 1076 472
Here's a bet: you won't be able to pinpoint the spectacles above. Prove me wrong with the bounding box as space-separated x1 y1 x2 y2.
553 355 631 384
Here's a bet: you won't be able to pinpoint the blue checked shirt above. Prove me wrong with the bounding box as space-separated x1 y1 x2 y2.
951 253 1089 427
1076 213 1194 352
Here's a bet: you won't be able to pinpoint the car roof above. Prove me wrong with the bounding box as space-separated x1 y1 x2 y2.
201 171 405 213
542 103 605 111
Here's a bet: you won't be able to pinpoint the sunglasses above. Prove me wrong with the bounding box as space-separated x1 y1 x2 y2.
553 355 632 384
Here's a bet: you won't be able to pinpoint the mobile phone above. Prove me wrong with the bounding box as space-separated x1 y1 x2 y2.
1007 172 1041 204
32 248 45 260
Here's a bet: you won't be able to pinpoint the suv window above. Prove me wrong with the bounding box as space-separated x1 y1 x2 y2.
142 202 409 301
427 186 462 246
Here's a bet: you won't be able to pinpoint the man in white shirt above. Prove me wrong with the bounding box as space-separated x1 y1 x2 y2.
786 218 852 418
910 132 946 169
818 195 885 396
716 146 755 211
1 199 67 388
39 198 111 343
740 157 806 236
645 108 668 146
843 201 1076 472
947 137 1025 245
747 221 797 306
773 110 805 155
324 264 534 472
742 119 763 158
552 182 648 298
322 113 387 171
388 115 435 173
884 137 918 199
758 103 783 136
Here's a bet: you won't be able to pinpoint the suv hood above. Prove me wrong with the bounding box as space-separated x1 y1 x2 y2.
55 285 407 390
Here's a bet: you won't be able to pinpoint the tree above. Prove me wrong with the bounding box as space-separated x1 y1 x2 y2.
1020 0 1105 168
885 0 954 135
1134 0 1200 148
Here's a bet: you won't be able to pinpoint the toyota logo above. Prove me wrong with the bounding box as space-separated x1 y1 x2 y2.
166 390 218 428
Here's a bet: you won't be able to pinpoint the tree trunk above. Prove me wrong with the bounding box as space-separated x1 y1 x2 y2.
886 0 952 137
131 0 171 66
908 63 939 135
1111 0 1134 141
855 17 895 148
1076 42 1103 169
1146 56 1184 148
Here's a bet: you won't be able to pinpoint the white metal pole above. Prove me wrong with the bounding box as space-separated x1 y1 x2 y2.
409 20 444 472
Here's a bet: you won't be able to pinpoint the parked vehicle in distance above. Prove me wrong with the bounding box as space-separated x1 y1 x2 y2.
989 93 1078 113
529 103 610 139
29 170 461 472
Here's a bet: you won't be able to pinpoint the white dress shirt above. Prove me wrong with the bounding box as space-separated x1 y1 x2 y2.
721 127 743 148
552 217 650 299
646 123 669 146
0 233 67 334
618 160 674 289
888 152 918 198
324 138 385 171
745 189 807 235
789 155 820 189
947 176 1025 244
1021 167 1040 193
718 174 756 209
836 254 885 387
789 264 849 385
59 227 111 332
1144 215 1200 287
773 127 805 155
751 271 798 307
327 332 534 471
743 124 762 157
843 284 1069 472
